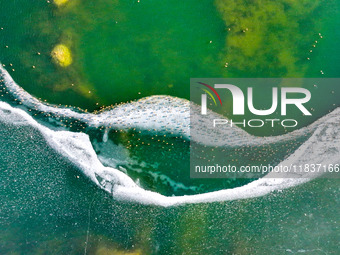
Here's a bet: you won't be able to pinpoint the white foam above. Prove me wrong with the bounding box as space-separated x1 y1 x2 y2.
1 65 328 147
0 66 339 206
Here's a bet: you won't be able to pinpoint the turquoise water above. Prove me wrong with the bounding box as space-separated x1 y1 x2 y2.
0 0 340 254
1 122 339 254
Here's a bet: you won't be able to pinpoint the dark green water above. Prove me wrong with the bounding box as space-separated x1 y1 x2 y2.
1 0 340 254
0 0 226 109
0 120 339 254
1 0 339 109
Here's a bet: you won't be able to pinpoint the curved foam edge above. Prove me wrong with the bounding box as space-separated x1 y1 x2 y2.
0 101 306 206
2 65 338 147
0 65 339 206
1 99 339 206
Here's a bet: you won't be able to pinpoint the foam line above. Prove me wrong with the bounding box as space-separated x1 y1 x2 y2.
0 66 339 206
1 100 337 206
0 101 305 206
1 65 334 147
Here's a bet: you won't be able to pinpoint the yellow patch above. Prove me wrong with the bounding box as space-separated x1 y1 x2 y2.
51 44 72 67
215 0 321 77
53 0 69 7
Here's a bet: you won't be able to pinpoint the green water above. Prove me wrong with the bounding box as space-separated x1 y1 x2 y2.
0 120 339 254
1 0 340 254
1 0 339 109
0 0 226 109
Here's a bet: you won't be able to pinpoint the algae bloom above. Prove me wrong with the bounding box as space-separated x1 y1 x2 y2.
53 0 69 7
51 44 72 67
215 0 322 77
